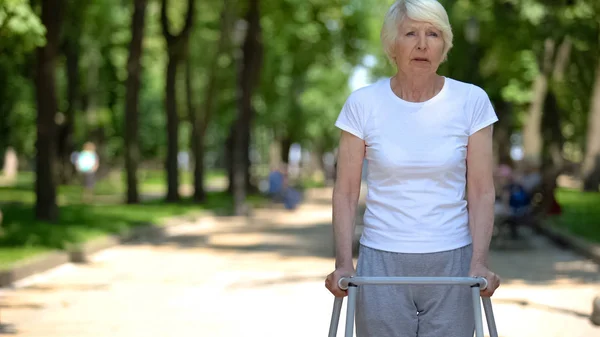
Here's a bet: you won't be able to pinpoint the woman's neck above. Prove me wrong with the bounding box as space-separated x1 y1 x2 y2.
391 72 444 103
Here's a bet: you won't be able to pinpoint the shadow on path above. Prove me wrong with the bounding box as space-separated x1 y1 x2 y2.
118 213 600 287
125 219 336 260
0 323 17 335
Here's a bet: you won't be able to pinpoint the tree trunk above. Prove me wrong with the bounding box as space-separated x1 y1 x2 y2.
541 91 564 169
281 137 292 164
193 135 206 199
57 37 79 185
35 0 62 222
244 114 255 192
190 0 233 202
161 0 195 202
104 45 122 145
232 0 263 215
186 52 205 202
164 52 180 202
522 38 555 163
534 37 573 211
226 125 235 194
232 118 246 214
492 100 513 166
186 50 205 201
58 1 87 184
544 36 571 169
582 57 600 191
124 0 147 204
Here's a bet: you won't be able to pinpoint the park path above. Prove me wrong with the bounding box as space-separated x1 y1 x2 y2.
1 187 600 337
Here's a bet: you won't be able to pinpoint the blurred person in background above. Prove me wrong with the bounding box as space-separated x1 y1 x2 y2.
325 1 501 336
268 163 287 202
75 142 99 203
267 163 301 210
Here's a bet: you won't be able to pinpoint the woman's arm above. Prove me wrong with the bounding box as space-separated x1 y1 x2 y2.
325 130 365 297
333 131 365 268
466 125 501 296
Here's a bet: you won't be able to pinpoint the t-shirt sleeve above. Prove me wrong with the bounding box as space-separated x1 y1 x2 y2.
468 85 499 136
334 93 367 140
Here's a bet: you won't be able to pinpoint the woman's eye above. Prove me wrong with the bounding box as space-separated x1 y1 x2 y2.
406 31 415 36
428 32 439 37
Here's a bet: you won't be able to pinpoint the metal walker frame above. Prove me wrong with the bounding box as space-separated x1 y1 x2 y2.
328 276 498 337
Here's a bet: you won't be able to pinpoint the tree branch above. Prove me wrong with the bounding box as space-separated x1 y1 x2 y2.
181 0 195 38
160 0 174 42
552 36 572 82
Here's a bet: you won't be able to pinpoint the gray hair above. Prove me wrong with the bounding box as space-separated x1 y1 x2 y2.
381 0 454 63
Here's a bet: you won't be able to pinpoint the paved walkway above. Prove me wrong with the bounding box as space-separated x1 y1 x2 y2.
1 188 599 337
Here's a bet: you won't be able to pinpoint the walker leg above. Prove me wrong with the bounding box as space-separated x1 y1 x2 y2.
328 297 344 337
345 286 357 337
472 286 484 337
482 297 499 337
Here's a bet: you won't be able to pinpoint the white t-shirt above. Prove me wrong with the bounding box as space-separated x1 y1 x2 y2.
335 77 498 254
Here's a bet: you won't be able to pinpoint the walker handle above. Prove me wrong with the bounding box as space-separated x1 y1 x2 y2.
338 276 488 290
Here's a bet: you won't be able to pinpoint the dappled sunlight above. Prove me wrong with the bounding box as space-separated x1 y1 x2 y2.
489 244 600 286
208 232 300 248
153 219 336 259
2 194 599 337
249 204 332 226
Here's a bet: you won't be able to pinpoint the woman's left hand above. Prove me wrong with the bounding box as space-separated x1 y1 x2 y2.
469 264 501 297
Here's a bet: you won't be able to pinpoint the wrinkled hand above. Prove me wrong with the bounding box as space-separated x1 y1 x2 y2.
469 264 501 297
325 265 355 297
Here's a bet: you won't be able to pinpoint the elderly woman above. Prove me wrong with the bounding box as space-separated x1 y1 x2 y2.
324 0 501 336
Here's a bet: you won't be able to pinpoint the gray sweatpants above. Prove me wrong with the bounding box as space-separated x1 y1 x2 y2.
355 244 474 337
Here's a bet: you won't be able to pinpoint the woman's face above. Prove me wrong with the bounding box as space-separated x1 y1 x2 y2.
392 17 445 76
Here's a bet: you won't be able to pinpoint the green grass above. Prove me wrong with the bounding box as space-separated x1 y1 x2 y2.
0 169 228 203
0 246 52 268
136 169 226 187
551 188 600 244
0 169 265 269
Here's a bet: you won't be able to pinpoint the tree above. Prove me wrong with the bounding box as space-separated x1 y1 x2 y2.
582 9 600 191
160 0 195 202
583 76 600 185
188 0 234 202
55 1 85 184
35 0 63 221
253 0 372 168
232 0 262 215
124 0 148 204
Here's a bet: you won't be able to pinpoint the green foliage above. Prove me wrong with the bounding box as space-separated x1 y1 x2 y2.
0 0 45 157
256 0 376 153
0 0 46 53
298 57 353 151
2 0 599 162
0 0 599 185
0 0 599 269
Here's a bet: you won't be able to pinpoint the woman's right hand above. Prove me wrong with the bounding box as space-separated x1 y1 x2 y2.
325 265 356 297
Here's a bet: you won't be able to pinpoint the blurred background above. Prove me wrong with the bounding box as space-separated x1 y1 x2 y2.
1 0 600 336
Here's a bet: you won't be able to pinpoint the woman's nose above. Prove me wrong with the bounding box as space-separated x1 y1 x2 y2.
417 34 427 50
